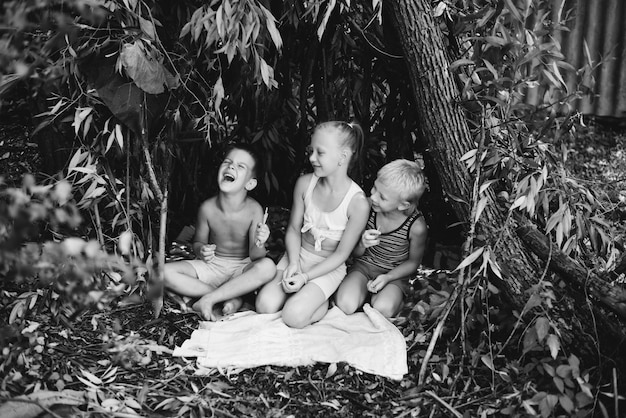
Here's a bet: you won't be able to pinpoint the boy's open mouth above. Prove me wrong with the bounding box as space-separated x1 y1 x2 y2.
223 173 235 182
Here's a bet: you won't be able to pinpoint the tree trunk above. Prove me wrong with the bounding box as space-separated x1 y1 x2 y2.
388 0 626 364
387 0 537 302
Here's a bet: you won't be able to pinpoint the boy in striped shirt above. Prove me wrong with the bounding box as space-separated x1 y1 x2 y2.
334 159 428 318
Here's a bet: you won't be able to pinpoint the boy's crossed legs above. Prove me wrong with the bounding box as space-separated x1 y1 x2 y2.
192 257 275 320
164 257 276 320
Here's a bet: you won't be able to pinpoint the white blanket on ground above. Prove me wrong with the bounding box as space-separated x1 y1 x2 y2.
173 304 408 380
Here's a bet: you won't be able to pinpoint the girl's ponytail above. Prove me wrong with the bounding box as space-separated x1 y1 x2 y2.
346 122 364 183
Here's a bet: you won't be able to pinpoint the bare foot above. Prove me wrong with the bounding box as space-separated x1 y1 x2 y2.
222 297 243 315
192 295 218 321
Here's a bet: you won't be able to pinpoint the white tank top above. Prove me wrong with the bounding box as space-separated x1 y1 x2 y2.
300 175 364 251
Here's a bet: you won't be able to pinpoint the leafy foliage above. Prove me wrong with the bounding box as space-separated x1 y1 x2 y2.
433 0 625 416
1 0 625 416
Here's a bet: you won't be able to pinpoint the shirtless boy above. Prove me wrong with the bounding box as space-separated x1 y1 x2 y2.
164 144 276 320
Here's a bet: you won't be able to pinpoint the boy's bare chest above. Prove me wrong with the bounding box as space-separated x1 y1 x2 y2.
209 211 250 237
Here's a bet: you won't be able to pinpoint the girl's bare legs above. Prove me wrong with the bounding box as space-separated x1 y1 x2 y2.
370 283 404 318
281 283 329 329
334 271 369 314
255 270 288 314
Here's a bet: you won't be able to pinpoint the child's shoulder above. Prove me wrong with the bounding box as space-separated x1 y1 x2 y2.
409 213 428 238
297 172 315 185
293 173 315 193
199 196 218 210
243 195 263 212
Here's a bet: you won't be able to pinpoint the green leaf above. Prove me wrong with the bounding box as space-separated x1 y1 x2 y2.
510 195 526 211
325 362 337 378
547 334 560 359
539 394 558 417
474 196 488 222
479 179 496 194
553 376 564 393
454 247 484 271
480 354 495 371
105 130 115 154
115 124 124 150
120 42 179 94
213 77 224 111
522 327 537 354
535 316 549 342
460 148 477 162
317 0 336 40
139 16 156 40
80 369 103 385
484 36 507 47
504 0 523 22
558 394 574 413
259 4 283 49
450 59 475 70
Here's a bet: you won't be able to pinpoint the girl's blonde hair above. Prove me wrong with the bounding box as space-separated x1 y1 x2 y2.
377 159 427 206
314 121 364 179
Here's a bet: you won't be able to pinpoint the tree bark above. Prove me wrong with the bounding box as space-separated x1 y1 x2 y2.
517 224 626 320
388 0 626 363
388 0 538 304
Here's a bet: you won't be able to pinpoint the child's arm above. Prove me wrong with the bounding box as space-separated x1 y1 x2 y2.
282 175 308 277
192 201 215 262
368 217 427 293
302 192 370 281
352 228 380 257
248 205 269 261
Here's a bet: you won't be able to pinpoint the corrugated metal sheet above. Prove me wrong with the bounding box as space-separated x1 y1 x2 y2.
527 0 626 117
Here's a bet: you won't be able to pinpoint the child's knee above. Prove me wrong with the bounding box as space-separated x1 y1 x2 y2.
372 298 402 318
255 295 282 314
334 293 359 315
253 258 277 279
281 310 309 329
282 299 326 328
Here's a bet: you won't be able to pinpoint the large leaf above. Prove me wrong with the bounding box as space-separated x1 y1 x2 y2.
0 390 87 418
120 42 179 95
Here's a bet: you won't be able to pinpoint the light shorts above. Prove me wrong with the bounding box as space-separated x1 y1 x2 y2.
185 256 251 291
349 259 411 296
277 247 346 299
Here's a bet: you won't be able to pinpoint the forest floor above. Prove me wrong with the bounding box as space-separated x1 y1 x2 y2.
1 118 626 417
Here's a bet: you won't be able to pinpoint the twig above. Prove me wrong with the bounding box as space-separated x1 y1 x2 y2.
614 368 619 418
92 203 104 247
417 287 459 387
424 390 463 418
459 103 486 359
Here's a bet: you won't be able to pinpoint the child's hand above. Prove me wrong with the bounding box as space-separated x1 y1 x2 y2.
255 223 270 247
361 229 381 248
282 272 307 293
200 244 216 263
367 274 390 293
282 263 300 281
255 207 269 247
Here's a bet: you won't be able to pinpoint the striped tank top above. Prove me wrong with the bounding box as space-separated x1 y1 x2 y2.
357 209 422 271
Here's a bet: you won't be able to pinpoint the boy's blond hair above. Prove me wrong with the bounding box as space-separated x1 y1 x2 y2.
377 159 427 207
